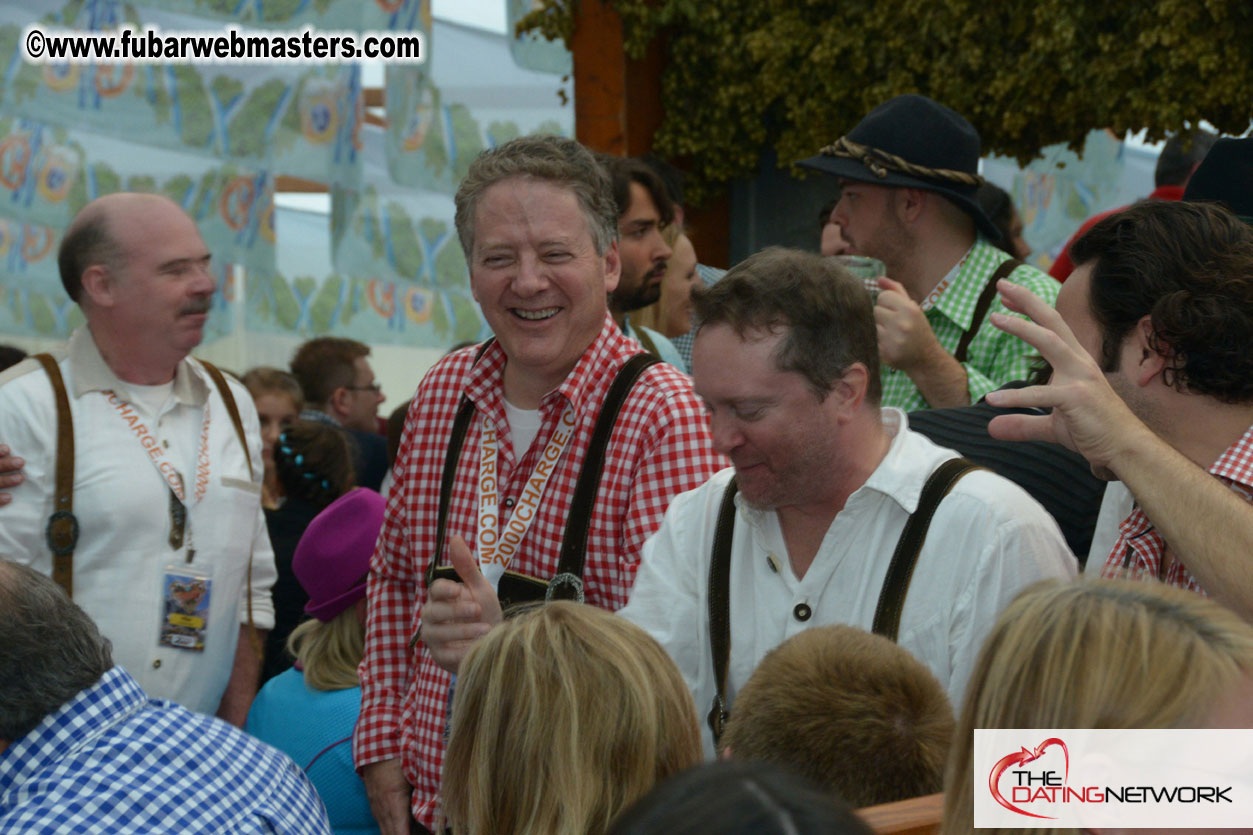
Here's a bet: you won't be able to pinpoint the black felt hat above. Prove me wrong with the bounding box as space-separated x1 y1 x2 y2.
798 94 1002 241
1183 136 1253 224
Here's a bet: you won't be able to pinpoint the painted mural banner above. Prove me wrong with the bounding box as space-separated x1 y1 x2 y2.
383 20 569 194
983 129 1157 274
0 1 376 183
507 0 571 76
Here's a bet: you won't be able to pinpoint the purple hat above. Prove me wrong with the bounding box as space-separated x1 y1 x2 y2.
293 488 386 622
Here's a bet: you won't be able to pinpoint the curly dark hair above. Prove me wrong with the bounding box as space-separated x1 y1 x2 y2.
273 420 355 510
1070 200 1253 404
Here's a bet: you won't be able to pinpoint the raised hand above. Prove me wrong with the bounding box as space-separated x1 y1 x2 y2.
420 535 503 675
984 279 1154 480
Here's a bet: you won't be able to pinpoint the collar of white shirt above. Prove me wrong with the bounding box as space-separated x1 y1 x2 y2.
67 326 208 409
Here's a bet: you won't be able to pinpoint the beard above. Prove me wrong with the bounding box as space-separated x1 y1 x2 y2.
612 266 664 313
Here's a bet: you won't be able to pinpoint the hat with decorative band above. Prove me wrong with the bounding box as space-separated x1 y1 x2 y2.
798 93 1002 241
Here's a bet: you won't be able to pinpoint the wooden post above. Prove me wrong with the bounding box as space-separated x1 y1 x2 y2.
570 0 730 268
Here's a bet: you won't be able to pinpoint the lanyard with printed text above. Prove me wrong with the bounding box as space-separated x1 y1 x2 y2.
476 403 577 589
105 390 212 558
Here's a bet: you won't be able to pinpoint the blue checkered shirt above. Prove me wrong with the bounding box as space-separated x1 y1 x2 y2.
0 667 331 834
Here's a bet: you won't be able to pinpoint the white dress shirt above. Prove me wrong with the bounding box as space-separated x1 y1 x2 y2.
620 409 1077 755
0 327 277 715
1087 481 1134 573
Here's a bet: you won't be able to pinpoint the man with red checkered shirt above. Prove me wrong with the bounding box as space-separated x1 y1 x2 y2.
986 193 1253 622
352 135 722 834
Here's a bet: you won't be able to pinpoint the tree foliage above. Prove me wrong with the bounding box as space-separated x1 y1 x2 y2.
520 0 1253 202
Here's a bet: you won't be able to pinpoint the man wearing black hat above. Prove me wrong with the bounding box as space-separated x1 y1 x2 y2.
801 94 1060 411
987 161 1253 621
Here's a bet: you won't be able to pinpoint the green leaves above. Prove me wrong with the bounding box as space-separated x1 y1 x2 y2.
522 0 1253 203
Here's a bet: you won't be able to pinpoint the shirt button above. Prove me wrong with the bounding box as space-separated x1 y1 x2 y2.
152 659 162 669
793 603 812 622
503 498 516 509
162 440 169 449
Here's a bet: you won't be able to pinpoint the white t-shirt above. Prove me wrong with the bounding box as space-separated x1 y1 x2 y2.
502 398 543 458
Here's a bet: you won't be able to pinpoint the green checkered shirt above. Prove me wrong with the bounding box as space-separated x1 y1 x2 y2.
880 237 1061 411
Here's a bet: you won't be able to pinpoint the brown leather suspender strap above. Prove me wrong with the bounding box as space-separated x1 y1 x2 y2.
200 360 262 658
706 475 739 746
953 258 1024 364
32 355 261 636
201 361 253 480
871 458 981 641
705 458 981 746
34 353 78 598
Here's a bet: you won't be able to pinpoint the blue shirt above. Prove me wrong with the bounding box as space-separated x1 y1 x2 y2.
622 320 688 372
0 667 331 834
247 669 378 835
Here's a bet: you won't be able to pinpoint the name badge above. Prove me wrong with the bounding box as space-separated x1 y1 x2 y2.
160 564 212 652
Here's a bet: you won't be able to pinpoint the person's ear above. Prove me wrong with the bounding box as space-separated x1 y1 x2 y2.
603 239 621 294
896 188 927 224
1131 315 1170 388
328 385 352 420
829 363 870 418
80 264 115 309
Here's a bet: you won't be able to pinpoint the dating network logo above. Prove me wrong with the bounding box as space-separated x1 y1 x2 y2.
989 737 1098 819
976 729 1248 828
987 735 1233 820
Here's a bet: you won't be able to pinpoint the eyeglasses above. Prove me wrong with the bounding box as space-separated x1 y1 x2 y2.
344 382 382 394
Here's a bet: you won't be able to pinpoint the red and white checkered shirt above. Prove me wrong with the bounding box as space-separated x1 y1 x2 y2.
1101 424 1253 594
353 315 723 830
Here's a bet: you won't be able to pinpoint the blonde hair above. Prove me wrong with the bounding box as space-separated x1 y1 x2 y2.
442 602 702 835
942 579 1253 835
286 607 364 692
241 366 304 413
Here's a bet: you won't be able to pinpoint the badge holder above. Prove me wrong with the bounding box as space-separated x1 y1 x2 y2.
160 563 213 651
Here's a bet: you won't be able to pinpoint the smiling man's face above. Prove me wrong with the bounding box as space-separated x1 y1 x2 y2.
470 176 620 398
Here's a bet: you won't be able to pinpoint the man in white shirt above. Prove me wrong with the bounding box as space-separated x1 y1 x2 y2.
618 247 1075 754
0 193 276 725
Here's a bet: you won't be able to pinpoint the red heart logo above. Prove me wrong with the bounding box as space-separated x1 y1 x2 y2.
988 737 1070 819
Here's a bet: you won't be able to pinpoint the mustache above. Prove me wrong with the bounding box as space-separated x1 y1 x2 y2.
181 298 212 316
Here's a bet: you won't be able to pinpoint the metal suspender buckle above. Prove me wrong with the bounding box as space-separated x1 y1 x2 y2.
545 572 584 603
46 509 80 556
707 694 728 739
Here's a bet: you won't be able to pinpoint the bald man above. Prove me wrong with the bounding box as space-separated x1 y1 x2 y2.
0 193 276 726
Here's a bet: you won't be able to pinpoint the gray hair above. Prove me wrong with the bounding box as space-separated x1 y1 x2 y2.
0 561 113 741
454 135 619 260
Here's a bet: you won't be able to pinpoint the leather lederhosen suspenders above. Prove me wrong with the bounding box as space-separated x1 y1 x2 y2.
705 457 982 746
33 354 79 595
33 355 261 656
422 351 661 614
953 258 1024 364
